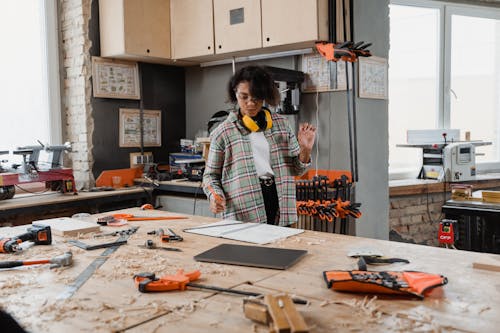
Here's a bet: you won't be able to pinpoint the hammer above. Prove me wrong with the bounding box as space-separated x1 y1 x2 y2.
0 251 73 269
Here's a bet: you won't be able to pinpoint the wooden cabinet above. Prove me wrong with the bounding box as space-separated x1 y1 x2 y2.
170 0 214 59
99 0 328 64
261 0 328 48
170 0 327 61
213 0 262 54
99 0 171 61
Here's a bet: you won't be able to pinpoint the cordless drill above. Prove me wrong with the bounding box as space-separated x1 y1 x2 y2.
0 225 52 253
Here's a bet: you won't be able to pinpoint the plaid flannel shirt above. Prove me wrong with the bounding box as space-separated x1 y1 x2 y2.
203 110 309 226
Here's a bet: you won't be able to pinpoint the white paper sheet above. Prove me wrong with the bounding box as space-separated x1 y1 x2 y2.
184 220 304 244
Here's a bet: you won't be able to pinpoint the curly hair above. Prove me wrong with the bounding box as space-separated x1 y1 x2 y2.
227 66 280 107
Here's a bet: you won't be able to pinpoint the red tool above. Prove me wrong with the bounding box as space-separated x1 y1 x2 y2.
112 214 187 221
133 269 308 304
0 225 52 253
0 251 73 269
438 219 458 245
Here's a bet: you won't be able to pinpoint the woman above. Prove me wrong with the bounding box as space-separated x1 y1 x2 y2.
203 66 316 226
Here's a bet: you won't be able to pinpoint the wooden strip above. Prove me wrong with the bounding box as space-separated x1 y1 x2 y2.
265 294 290 333
389 178 500 197
472 262 500 272
243 300 269 324
279 295 309 333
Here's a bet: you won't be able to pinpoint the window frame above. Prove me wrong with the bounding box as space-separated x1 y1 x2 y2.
389 0 500 177
41 0 62 145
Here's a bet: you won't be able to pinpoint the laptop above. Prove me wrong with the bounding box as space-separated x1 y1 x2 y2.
194 243 307 270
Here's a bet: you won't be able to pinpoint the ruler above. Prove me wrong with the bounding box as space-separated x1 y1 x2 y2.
57 234 130 300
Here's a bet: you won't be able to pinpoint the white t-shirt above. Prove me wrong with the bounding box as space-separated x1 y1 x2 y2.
248 131 274 177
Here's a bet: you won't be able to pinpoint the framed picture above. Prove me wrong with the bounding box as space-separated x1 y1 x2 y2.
301 53 349 93
92 56 141 100
119 108 162 147
358 56 388 100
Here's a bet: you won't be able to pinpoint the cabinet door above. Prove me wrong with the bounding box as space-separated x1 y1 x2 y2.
213 0 261 54
262 0 327 47
123 0 171 58
171 0 214 59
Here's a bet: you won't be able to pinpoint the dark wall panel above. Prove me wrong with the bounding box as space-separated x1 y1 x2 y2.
89 0 185 179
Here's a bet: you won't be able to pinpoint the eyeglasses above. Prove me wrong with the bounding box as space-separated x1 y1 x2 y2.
235 92 262 104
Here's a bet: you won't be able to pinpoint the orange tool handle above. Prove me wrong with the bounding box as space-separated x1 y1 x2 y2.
206 184 223 204
0 259 50 269
113 214 187 221
22 259 51 266
134 269 201 292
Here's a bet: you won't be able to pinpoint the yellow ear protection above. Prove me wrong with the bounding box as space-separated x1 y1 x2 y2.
241 107 273 132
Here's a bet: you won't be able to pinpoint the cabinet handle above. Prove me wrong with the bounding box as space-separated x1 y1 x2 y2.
218 45 222 49
266 37 270 42
208 46 211 50
146 49 150 53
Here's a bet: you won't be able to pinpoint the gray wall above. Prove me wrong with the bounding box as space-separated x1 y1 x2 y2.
185 0 390 240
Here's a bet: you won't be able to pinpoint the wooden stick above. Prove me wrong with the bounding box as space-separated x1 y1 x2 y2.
472 262 500 272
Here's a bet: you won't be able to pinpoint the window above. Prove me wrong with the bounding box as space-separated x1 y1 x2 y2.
0 1 61 166
389 1 500 178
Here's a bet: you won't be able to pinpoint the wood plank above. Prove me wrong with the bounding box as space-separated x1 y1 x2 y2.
265 294 290 332
32 217 100 236
389 175 500 197
279 295 309 333
472 262 500 272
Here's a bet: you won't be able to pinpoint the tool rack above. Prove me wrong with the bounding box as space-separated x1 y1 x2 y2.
295 171 361 234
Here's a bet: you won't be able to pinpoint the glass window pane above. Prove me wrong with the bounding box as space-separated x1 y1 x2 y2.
450 14 500 163
389 5 440 177
0 1 49 164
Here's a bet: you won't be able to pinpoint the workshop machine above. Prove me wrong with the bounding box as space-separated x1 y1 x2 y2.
0 142 76 200
442 142 477 182
397 129 491 181
264 66 305 115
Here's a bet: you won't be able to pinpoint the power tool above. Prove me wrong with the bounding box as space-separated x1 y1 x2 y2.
0 225 52 253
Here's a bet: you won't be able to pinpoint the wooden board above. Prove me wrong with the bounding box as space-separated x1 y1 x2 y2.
32 217 100 236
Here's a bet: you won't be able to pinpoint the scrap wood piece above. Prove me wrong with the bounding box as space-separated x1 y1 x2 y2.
244 294 309 333
472 262 500 272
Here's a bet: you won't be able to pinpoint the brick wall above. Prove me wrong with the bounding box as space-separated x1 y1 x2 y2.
390 183 500 246
59 0 94 189
389 192 450 246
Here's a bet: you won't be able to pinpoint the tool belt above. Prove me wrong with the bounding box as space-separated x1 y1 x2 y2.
323 270 447 299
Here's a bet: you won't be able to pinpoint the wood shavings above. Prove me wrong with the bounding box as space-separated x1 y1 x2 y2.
291 236 327 246
478 306 490 314
319 300 330 307
224 302 232 312
151 320 166 333
392 310 473 333
196 263 234 277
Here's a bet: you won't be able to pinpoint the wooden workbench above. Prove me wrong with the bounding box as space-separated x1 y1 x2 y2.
1 208 499 332
0 187 151 226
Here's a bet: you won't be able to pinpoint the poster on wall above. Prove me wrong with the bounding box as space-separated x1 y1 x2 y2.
301 53 348 93
358 56 388 100
119 108 161 147
92 57 141 100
